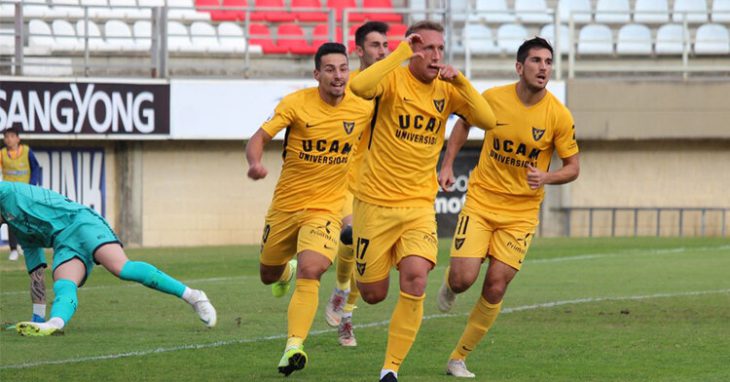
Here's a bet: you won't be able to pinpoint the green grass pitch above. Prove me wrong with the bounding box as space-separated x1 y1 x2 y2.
1 237 729 381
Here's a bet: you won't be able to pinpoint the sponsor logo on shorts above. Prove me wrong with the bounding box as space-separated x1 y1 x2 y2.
506 241 527 255
356 262 366 276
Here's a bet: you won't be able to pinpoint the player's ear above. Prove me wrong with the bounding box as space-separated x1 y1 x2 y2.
313 68 320 81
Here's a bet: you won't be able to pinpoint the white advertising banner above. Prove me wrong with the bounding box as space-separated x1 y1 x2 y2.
170 79 566 141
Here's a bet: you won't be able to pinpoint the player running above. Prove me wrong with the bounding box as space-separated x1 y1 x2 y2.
437 37 580 378
245 42 373 376
348 20 497 382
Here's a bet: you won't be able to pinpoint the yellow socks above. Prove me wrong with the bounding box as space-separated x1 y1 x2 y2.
335 243 354 291
287 278 320 341
345 272 359 313
450 296 503 361
384 291 425 372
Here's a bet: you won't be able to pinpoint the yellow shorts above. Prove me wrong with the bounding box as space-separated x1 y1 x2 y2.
341 190 354 219
352 198 438 283
259 208 342 266
450 204 537 271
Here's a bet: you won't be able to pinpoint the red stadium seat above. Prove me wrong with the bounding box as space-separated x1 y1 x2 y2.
291 0 328 22
211 0 246 21
277 23 317 55
253 0 296 22
327 0 364 21
197 0 223 20
387 23 407 51
312 23 343 49
362 0 401 22
249 23 288 54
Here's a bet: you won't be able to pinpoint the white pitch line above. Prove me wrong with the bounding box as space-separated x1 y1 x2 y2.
0 275 256 297
2 288 729 371
2 244 728 297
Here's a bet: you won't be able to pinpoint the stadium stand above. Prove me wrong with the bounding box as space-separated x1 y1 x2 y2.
496 23 529 53
672 0 708 22
633 0 670 23
2 0 729 78
654 22 686 54
616 23 653 54
515 0 553 23
577 23 614 54
558 0 593 23
473 0 517 23
595 0 631 23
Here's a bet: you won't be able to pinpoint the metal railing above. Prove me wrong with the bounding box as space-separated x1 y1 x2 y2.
1 1 729 78
558 206 729 238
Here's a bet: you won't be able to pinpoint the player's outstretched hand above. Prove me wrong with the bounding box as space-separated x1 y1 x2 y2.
407 33 425 60
438 65 460 82
438 165 456 192
526 164 546 189
248 164 268 180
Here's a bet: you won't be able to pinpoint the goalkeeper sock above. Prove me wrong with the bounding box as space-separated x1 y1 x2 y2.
450 297 502 361
48 279 78 328
119 261 186 298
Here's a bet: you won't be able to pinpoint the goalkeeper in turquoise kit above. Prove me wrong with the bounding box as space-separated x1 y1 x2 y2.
0 181 217 336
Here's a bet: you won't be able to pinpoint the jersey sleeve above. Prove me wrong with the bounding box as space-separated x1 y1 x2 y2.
22 246 47 274
260 97 296 138
349 42 412 100
554 108 579 158
28 149 41 185
448 75 496 131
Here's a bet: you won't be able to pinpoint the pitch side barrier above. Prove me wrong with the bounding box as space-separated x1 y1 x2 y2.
558 206 729 238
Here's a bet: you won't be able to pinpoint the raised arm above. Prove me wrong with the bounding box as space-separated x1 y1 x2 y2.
438 118 471 191
349 39 414 100
245 128 273 180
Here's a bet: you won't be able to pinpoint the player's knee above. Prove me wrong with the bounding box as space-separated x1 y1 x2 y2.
297 262 328 280
449 278 472 294
484 283 507 303
360 289 386 304
340 225 353 246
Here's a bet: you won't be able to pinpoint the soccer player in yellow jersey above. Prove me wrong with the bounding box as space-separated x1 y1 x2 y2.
349 20 497 382
323 20 390 348
245 42 373 377
436 37 580 378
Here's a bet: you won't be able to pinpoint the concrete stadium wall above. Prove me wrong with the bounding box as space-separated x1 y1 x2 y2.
24 79 728 246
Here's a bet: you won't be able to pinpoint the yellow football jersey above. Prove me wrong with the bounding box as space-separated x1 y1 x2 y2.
346 68 374 194
350 43 496 208
261 87 373 213
466 83 579 216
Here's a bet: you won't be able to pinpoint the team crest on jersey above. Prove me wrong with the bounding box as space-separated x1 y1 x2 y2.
343 121 355 135
532 127 546 141
454 238 465 250
433 99 445 113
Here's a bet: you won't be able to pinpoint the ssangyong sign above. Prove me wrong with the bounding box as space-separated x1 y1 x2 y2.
0 79 169 137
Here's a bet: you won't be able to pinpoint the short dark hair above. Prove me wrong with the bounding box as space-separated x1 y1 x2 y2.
405 20 444 37
355 21 389 48
516 37 554 63
314 42 348 70
2 127 19 137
